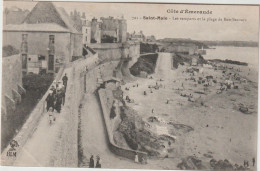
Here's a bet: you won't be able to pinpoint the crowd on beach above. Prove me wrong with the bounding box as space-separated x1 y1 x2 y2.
122 60 254 120
120 59 257 168
45 73 68 124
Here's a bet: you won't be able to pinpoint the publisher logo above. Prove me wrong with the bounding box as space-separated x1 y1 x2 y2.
6 140 19 157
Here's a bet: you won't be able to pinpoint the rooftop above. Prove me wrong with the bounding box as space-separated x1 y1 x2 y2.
3 23 71 32
22 2 80 34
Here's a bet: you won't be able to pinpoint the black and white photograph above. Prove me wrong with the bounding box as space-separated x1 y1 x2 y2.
1 1 259 170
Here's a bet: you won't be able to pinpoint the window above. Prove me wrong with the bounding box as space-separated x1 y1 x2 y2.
48 55 54 71
85 28 88 33
85 36 88 42
38 55 45 60
21 54 27 69
22 34 28 41
49 35 55 43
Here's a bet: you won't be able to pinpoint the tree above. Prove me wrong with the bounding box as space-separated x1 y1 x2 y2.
2 45 19 57
23 73 54 95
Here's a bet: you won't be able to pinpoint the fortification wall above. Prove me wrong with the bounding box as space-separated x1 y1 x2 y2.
1 41 142 166
1 55 25 118
1 54 100 167
128 42 140 68
90 43 123 62
1 65 64 166
90 42 140 66
50 53 100 167
51 54 120 167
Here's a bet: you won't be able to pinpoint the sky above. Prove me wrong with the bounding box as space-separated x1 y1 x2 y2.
3 1 260 41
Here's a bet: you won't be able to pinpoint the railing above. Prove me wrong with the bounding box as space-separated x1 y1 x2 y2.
86 45 96 55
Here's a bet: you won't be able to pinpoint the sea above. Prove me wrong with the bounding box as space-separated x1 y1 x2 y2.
203 46 259 70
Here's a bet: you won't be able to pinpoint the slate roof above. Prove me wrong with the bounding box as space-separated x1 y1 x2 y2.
22 2 80 34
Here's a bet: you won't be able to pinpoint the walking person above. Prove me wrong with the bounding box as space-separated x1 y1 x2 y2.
55 81 59 89
60 84 66 106
244 160 249 168
50 85 56 95
47 107 55 124
62 73 68 91
55 89 63 113
252 157 255 167
89 155 94 168
135 153 139 163
95 155 101 168
46 91 55 112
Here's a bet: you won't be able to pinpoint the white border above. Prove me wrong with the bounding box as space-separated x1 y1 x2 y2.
0 1 259 171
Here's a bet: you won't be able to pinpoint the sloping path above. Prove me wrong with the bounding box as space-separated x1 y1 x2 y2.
13 67 72 167
80 93 150 169
79 79 168 170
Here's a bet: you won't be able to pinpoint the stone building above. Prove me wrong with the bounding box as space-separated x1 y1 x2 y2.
100 16 127 43
69 10 127 44
3 2 83 74
70 9 84 32
146 35 156 42
118 18 127 43
128 31 146 42
82 19 92 44
91 18 102 43
3 6 30 25
69 10 92 44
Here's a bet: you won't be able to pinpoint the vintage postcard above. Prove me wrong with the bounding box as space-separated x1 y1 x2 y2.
1 1 259 170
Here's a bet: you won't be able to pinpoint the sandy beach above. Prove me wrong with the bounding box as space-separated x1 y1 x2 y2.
120 52 258 169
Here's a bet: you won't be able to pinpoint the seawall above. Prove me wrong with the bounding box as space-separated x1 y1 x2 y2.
98 88 148 163
90 42 140 68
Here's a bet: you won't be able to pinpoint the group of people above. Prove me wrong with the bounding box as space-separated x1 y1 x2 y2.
244 158 255 169
89 155 101 168
46 74 68 124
